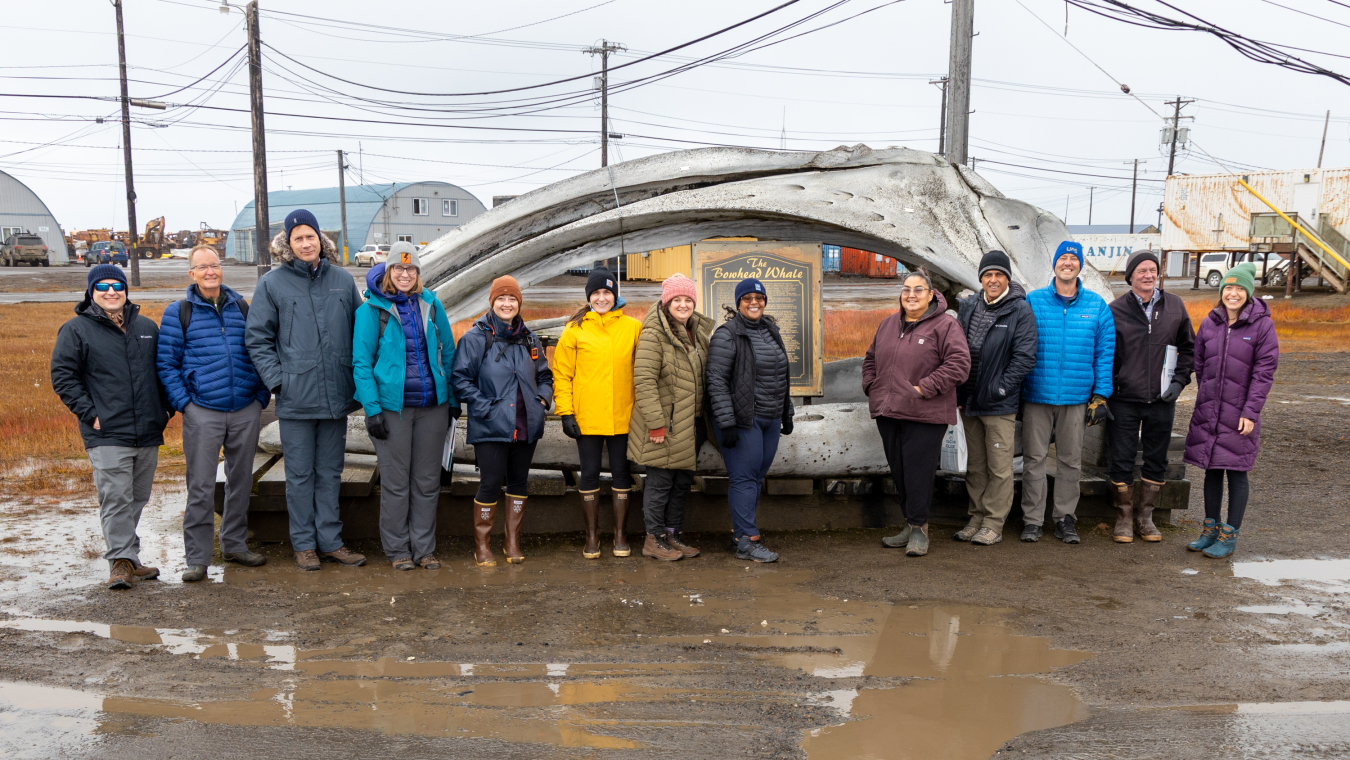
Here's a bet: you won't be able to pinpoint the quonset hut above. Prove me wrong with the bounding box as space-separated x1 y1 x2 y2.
225 181 486 263
0 169 67 264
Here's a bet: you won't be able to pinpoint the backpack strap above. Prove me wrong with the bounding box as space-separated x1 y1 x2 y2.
179 299 192 341
378 309 391 338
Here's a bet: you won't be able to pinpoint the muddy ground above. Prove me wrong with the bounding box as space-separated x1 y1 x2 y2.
2 336 1349 757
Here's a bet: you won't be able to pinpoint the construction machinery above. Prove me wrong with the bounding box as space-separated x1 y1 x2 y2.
195 223 229 255
132 217 177 259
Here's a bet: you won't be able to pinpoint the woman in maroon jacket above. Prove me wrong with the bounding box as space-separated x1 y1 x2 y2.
1182 263 1278 559
863 270 971 557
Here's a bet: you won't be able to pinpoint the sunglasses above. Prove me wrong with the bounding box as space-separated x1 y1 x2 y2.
93 282 126 292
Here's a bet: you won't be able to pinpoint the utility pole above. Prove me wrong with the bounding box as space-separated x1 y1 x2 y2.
584 40 626 167
930 77 948 156
1164 96 1194 177
113 0 140 287
1088 187 1094 225
247 1 271 275
1124 159 1142 233
944 0 973 166
1318 110 1331 168
337 150 350 266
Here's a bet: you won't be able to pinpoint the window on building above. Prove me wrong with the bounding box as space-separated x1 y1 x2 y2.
412 198 430 215
443 199 458 217
1 226 22 239
397 234 412 243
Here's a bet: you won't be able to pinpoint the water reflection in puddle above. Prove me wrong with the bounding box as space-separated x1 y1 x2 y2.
1233 558 1350 593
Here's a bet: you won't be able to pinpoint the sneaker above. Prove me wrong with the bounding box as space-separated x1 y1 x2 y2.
222 550 267 567
1020 524 1043 543
319 546 367 567
107 559 135 590
881 525 913 548
954 524 980 542
905 525 930 557
1054 516 1080 545
667 531 700 558
971 527 1002 546
181 564 208 583
294 550 321 571
735 536 779 563
391 557 414 571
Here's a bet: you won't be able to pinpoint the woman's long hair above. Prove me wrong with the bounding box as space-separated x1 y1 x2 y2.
566 303 591 326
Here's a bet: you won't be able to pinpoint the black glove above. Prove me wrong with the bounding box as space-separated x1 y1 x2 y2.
1085 395 1113 427
365 412 389 440
448 406 462 420
561 415 581 440
781 414 794 436
720 426 740 449
1158 381 1183 404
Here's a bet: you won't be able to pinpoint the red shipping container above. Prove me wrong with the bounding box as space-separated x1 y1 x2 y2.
840 247 897 278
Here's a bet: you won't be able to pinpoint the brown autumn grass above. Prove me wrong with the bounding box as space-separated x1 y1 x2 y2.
1186 299 1350 352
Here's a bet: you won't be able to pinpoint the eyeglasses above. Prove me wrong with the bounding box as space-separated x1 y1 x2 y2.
190 263 222 272
389 265 418 275
740 294 766 303
93 281 126 292
900 287 929 296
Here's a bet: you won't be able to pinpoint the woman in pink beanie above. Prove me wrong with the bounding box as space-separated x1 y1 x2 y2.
626 273 714 560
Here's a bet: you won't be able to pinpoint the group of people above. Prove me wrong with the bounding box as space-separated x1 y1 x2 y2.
49 209 1278 591
862 242 1277 560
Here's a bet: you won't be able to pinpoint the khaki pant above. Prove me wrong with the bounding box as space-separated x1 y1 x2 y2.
1020 402 1087 526
962 413 1017 532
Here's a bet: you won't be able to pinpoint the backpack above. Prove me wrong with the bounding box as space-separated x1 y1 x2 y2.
178 296 248 340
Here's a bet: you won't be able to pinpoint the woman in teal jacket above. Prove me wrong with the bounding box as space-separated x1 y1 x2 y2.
353 244 459 570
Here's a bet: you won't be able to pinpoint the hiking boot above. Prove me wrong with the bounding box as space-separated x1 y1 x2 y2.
1187 518 1220 553
223 550 267 567
642 533 683 561
954 524 981 542
391 557 414 571
971 527 1002 546
418 555 442 570
1020 524 1043 543
295 550 320 571
1202 523 1240 559
319 546 367 566
580 490 601 559
1111 481 1134 544
881 525 913 548
735 536 779 563
108 559 135 590
1054 516 1080 545
504 494 527 564
667 531 700 558
905 524 930 557
612 490 632 557
1136 480 1164 542
131 563 160 580
473 501 497 567
181 564 207 583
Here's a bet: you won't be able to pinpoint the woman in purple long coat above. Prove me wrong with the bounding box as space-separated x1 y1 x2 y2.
1182 263 1278 559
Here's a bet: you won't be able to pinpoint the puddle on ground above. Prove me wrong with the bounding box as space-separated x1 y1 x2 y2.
1 558 1093 759
1233 558 1350 593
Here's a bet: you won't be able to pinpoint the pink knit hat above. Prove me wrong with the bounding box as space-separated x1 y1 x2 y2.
661 273 697 305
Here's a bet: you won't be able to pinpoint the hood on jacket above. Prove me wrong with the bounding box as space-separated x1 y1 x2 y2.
269 228 340 265
906 290 949 323
985 281 1026 311
1205 293 1271 328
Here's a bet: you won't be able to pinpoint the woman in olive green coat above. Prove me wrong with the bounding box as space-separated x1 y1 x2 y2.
627 274 715 561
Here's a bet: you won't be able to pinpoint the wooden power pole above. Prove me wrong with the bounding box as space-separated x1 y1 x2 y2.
113 0 141 287
338 150 350 265
585 40 626 168
247 1 271 275
945 0 973 167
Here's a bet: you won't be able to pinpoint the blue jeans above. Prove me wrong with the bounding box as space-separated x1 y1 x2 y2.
279 418 348 553
714 418 781 540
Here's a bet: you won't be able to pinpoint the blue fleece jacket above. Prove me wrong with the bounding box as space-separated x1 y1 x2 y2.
352 263 458 417
157 284 270 413
1022 278 1115 406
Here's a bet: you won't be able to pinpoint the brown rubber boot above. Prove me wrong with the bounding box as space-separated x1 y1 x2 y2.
611 489 632 557
1136 479 1164 542
473 501 497 567
504 494 527 564
641 533 683 561
107 558 134 590
580 490 601 559
1111 481 1134 543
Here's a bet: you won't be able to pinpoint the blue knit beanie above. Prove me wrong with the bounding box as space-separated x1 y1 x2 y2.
86 263 128 300
1054 240 1084 268
284 209 320 242
734 278 767 305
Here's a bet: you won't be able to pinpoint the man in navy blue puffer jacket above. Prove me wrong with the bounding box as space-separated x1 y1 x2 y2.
157 245 270 582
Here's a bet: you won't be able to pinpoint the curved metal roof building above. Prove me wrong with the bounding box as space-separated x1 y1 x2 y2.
0 169 67 264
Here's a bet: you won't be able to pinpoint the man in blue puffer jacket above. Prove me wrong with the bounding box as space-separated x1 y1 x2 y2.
157 245 270 582
1020 241 1115 545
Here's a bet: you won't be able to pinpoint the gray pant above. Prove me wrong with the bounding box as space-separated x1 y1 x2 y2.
1020 402 1086 526
279 418 347 553
963 413 1018 532
182 401 262 566
371 404 448 561
88 445 158 569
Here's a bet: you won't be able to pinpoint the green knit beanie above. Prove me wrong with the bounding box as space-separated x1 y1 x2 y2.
1222 262 1256 300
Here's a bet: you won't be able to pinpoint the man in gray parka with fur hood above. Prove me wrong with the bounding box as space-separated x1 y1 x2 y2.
245 209 366 570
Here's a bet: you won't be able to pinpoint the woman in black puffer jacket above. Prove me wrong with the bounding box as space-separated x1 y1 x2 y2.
706 278 794 563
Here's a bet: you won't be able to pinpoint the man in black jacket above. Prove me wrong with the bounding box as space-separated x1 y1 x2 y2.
1107 250 1195 543
51 265 171 590
953 251 1038 546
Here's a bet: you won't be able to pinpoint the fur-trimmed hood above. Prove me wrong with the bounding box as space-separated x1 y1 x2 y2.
269 229 341 264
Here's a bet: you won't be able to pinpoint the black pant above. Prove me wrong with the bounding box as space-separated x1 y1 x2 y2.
643 467 694 536
1204 468 1250 528
474 441 538 503
1106 399 1175 484
876 416 947 526
576 434 632 491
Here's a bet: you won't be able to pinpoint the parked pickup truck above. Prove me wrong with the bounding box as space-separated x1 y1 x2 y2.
1197 251 1292 288
2 233 50 267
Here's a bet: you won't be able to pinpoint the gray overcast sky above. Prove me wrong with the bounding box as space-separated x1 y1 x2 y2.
5 0 1348 235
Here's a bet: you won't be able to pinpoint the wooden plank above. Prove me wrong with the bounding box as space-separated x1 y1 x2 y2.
340 453 379 498
216 453 280 487
257 456 288 496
